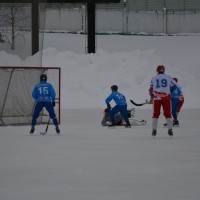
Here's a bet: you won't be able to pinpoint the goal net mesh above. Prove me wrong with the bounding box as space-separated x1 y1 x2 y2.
0 67 60 126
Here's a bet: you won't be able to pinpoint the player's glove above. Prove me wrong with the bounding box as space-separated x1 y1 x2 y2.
149 97 153 104
107 104 111 110
52 101 55 107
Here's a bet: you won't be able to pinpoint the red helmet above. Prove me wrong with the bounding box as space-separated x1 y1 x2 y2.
156 65 165 73
173 77 178 82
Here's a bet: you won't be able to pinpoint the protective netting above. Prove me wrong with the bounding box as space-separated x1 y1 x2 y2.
0 67 60 126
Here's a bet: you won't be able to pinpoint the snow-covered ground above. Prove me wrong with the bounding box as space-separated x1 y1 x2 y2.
0 108 200 200
0 33 200 200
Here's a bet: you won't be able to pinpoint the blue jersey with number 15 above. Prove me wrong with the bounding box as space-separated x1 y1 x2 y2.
32 81 56 102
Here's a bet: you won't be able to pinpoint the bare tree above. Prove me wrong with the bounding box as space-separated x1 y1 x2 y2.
0 3 30 50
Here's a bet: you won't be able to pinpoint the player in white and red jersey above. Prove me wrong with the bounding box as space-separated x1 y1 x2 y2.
149 65 177 136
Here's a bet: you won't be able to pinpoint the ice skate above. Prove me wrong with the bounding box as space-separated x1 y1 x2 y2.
125 121 131 128
108 123 116 127
168 129 173 136
56 127 60 134
30 127 35 134
173 120 179 127
152 129 157 136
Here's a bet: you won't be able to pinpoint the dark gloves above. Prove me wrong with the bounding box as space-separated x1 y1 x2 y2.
149 97 153 104
107 104 111 110
52 101 55 107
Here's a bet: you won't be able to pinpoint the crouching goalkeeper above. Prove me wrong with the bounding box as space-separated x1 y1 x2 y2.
30 74 60 134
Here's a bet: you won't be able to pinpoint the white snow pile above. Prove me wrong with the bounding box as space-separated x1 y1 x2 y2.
0 48 199 109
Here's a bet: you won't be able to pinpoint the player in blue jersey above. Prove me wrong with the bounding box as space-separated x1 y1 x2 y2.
30 74 60 134
105 85 131 127
171 77 184 126
164 77 184 127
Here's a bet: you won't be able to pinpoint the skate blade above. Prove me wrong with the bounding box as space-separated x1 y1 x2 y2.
173 125 179 127
40 132 47 135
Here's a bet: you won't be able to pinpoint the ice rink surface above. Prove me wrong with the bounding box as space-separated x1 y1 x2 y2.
0 108 200 200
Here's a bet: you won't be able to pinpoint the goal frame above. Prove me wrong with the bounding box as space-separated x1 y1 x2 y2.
0 66 61 125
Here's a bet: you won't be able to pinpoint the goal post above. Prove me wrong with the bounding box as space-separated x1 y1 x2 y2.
0 66 61 126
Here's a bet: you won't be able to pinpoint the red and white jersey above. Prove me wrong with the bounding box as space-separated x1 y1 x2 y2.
149 73 176 100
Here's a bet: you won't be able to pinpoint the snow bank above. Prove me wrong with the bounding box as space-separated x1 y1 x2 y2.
1 47 199 109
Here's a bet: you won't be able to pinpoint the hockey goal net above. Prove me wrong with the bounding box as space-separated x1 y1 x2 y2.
0 66 61 126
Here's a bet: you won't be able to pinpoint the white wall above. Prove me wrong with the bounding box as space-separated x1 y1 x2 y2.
41 9 85 32
40 9 200 34
96 10 124 32
128 11 165 34
167 12 200 34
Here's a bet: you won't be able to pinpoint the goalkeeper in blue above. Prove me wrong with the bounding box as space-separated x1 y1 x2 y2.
30 74 60 134
105 85 131 127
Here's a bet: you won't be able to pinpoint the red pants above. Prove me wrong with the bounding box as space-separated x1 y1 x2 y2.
153 99 172 119
178 99 184 112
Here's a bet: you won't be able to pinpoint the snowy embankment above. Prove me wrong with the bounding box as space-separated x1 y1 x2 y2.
0 46 199 109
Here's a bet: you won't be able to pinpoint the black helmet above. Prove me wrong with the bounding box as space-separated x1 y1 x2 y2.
40 74 47 82
111 85 118 91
